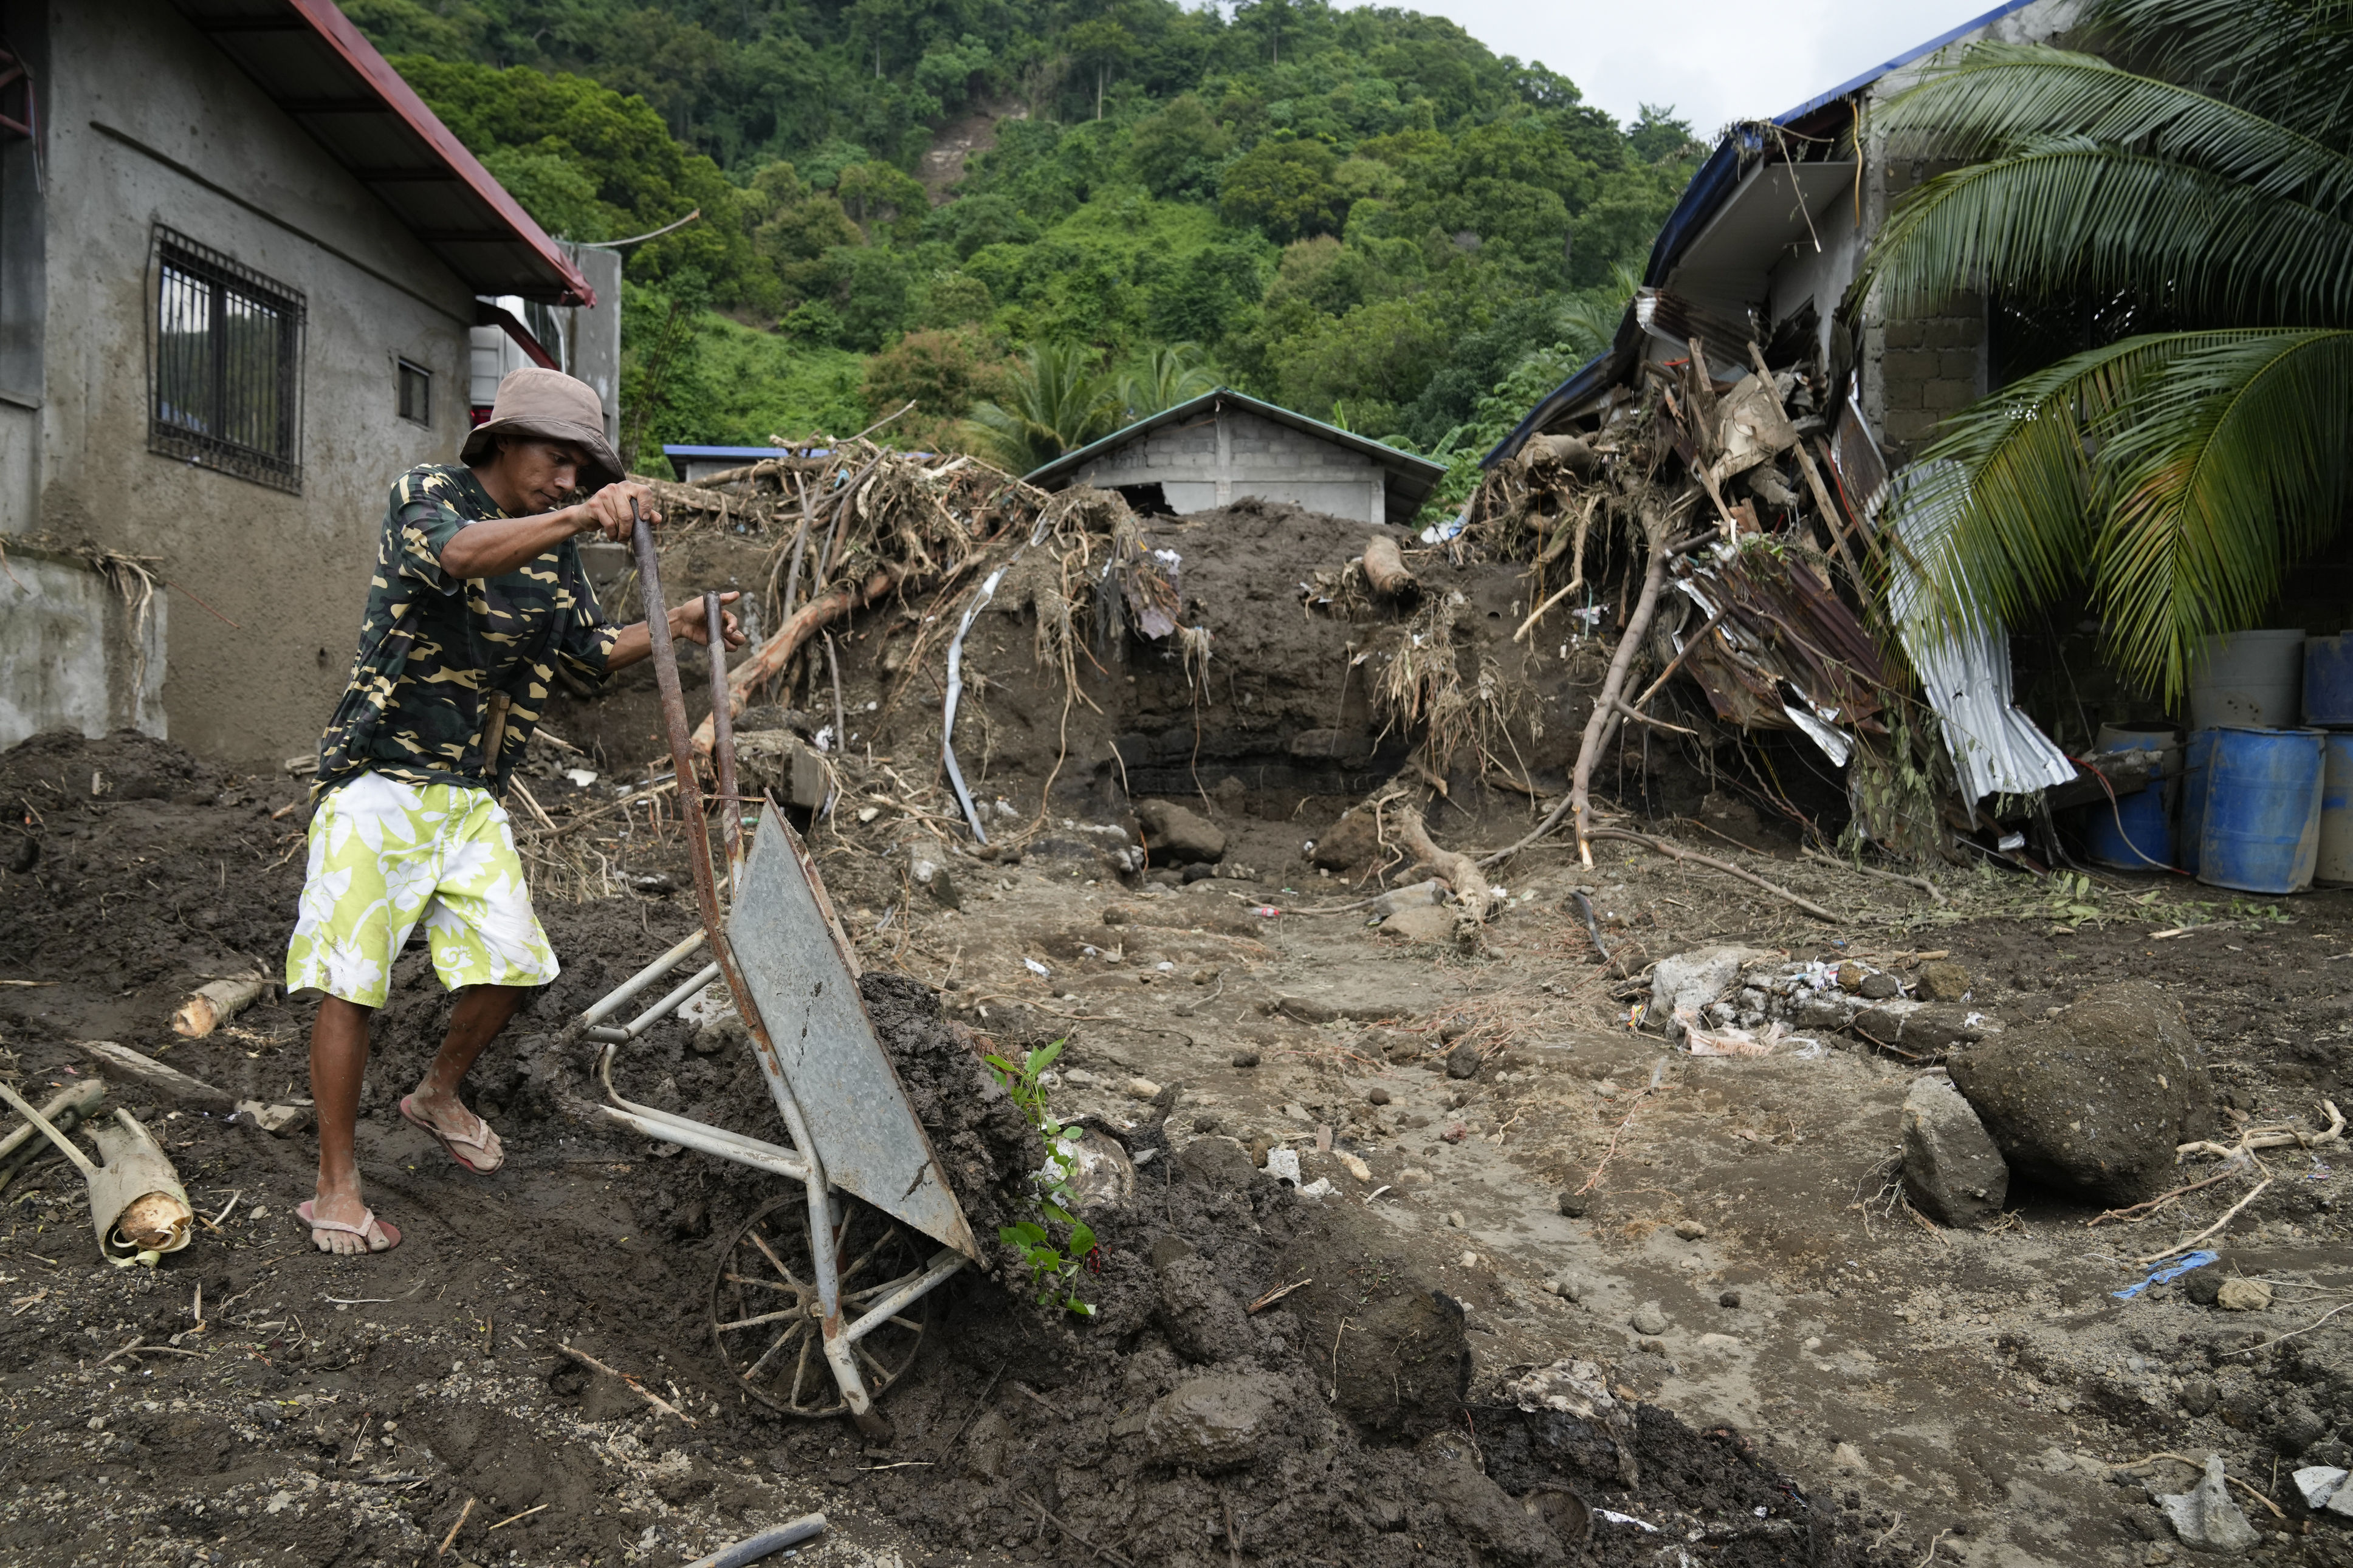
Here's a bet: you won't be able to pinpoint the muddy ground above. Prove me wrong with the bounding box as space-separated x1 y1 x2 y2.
6 502 2353 1567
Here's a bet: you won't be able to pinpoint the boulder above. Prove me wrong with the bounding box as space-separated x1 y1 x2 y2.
1900 1076 2008 1227
1381 905 1457 944
1311 803 1383 869
1143 1374 1279 1471
1651 947 1771 1041
1135 799 1226 866
1946 982 2216 1203
1418 1449 1566 1565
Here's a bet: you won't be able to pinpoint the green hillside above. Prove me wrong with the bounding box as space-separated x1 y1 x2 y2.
351 0 1701 501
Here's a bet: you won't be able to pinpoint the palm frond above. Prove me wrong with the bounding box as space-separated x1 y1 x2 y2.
1894 329 2353 702
2084 0 2353 145
964 342 1121 474
2086 329 2353 696
1872 44 2353 212
1860 136 2353 325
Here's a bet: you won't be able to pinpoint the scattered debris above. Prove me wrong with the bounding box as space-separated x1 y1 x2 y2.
72 1039 236 1111
2154 1456 2259 1553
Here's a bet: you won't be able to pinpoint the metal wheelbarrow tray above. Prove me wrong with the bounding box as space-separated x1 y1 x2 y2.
566 508 977 1433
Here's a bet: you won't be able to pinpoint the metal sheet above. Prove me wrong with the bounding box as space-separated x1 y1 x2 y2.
727 808 979 1259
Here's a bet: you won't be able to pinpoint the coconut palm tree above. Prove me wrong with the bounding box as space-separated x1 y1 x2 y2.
1858 0 2353 702
1116 343 1219 422
966 343 1124 474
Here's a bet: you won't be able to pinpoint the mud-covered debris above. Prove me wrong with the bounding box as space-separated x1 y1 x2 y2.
1650 947 1770 1042
1155 1253 1253 1363
1917 959 1972 1000
1138 1372 1286 1471
75 1039 235 1109
1384 905 1457 943
1310 801 1384 869
1901 1075 2008 1228
1947 981 2216 1203
2216 1278 2272 1311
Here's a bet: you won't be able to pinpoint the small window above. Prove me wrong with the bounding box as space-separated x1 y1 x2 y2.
149 227 304 493
396 358 431 426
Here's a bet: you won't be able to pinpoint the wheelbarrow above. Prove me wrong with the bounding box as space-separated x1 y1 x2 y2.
567 505 977 1435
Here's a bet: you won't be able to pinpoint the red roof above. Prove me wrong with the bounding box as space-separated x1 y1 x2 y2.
167 0 595 306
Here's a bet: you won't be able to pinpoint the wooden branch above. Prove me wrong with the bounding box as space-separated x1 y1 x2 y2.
2135 1179 2271 1266
1587 827 1838 922
690 567 904 760
1390 806 1491 922
1628 608 1726 711
557 1342 696 1425
1801 846 1946 905
1571 515 1673 865
1612 697 1695 736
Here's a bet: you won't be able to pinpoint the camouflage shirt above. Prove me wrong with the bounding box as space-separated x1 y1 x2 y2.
314 464 619 797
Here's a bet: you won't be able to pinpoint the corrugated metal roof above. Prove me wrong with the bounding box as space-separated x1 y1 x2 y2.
167 0 595 306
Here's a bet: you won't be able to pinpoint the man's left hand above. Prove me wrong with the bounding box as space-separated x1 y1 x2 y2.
670 591 748 650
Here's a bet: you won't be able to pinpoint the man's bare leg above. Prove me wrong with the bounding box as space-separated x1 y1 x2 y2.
402 984 523 1171
311 995 392 1255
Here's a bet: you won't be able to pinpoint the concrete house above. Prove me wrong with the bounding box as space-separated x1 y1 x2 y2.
1023 388 1450 529
0 0 617 767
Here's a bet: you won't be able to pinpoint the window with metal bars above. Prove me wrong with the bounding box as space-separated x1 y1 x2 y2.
149 228 304 492
396 358 431 425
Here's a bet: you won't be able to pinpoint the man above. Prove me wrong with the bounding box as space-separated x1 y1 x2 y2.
286 366 743 1255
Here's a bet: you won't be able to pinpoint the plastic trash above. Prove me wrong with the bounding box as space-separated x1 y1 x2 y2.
1023 958 1051 977
2112 1248 2219 1301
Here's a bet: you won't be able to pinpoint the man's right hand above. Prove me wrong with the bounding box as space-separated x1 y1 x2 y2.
577 481 664 541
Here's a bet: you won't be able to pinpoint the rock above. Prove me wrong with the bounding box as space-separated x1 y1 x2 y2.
2180 1268 2224 1307
1899 1004 1988 1053
1857 971 1902 1000
1900 1076 2010 1228
1458 1250 1480 1268
1367 1086 1391 1105
1917 960 1971 1001
2155 1456 2259 1553
1381 905 1457 944
1134 799 1226 867
1444 1041 1482 1079
1336 1151 1372 1183
1630 1303 1668 1337
1719 1289 1742 1309
1370 880 1448 919
2278 1403 2326 1455
1672 1219 1708 1241
1231 1048 1260 1067
1545 1276 1584 1302
732 730 829 810
1192 967 1219 984
1651 947 1771 1041
2217 1278 2273 1312
1444 1210 1466 1229
1123 1076 1163 1101
1557 1193 1587 1218
2179 1377 2219 1416
1311 804 1383 869
1155 1256 1254 1365
1833 1442 1870 1474
2293 1465 2353 1516
1836 960 1866 992
1945 982 2217 1203
1143 1374 1278 1470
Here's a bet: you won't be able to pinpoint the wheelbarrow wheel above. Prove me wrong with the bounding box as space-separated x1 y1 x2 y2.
709 1191 935 1419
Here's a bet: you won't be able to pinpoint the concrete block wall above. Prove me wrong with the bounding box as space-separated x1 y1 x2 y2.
1860 159 1988 464
1075 407 1391 524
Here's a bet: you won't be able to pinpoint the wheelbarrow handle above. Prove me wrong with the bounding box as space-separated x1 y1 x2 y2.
630 499 728 945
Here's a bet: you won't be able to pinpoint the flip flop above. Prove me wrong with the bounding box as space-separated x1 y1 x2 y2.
399 1094 506 1174
296 1200 401 1254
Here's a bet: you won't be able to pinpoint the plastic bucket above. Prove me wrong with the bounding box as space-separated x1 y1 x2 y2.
2178 730 2216 875
2320 733 2353 886
2306 635 2353 728
2196 727 2324 894
2188 629 2306 732
2084 721 2178 870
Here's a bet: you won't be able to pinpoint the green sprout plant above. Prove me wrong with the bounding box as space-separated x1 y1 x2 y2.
984 1038 1097 1317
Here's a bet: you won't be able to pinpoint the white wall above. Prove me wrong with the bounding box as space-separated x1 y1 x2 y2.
0 543 166 750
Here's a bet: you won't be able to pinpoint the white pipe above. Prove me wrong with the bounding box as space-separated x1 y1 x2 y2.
941 564 1009 844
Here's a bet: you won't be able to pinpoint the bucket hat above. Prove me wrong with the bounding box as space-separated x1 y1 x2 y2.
459 366 624 487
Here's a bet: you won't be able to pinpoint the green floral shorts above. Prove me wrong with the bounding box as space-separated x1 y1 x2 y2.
284 772 560 1008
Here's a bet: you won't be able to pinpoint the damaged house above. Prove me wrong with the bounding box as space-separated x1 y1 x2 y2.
1472 0 2128 861
0 0 616 766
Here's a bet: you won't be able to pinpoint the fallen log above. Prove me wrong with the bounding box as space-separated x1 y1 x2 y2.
171 977 269 1038
1390 806 1493 922
690 566 905 760
1360 534 1418 601
75 1040 235 1111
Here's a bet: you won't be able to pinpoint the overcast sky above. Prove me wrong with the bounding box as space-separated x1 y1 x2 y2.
1409 0 2011 137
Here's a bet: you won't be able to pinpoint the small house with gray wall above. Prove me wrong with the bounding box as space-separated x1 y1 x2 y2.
0 0 616 768
1023 388 1448 529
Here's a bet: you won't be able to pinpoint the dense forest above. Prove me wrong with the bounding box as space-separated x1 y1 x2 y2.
350 0 1704 503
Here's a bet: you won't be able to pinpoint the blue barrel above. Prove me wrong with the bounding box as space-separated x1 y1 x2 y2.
2197 727 2325 894
2086 787 2172 870
2307 635 2353 727
2179 730 2215 875
2320 733 2353 886
2084 722 2176 869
